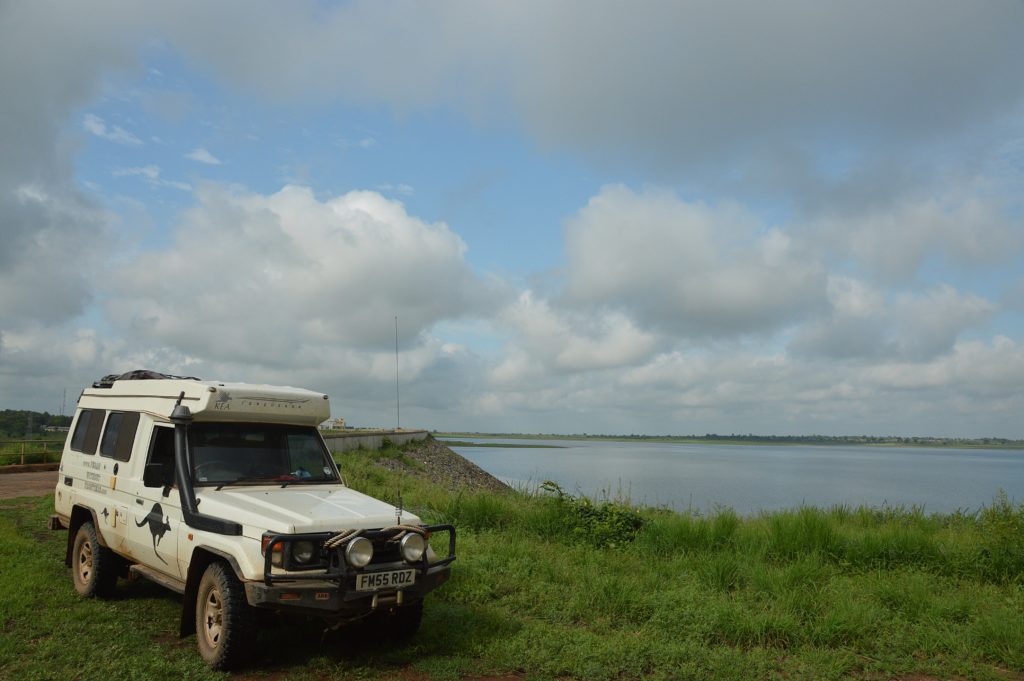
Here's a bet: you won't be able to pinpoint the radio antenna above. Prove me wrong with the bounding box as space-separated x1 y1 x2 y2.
395 315 400 430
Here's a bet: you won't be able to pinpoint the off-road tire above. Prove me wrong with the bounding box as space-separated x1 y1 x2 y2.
71 521 117 597
195 561 256 670
368 599 424 642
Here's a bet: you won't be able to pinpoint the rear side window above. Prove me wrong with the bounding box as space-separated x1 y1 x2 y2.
99 412 141 462
70 409 105 455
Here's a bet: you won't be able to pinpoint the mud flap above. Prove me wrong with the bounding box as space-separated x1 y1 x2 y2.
179 557 204 638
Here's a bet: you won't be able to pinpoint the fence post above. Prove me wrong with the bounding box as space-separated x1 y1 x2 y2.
43 442 48 464
21 441 25 465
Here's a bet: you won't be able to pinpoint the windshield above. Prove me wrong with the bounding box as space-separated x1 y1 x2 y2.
189 423 340 486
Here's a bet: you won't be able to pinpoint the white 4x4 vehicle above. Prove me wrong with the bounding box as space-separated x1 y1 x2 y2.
50 371 455 670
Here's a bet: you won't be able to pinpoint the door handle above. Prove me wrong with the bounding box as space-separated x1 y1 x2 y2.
135 498 143 505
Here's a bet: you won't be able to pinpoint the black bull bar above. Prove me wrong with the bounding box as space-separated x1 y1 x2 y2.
260 524 456 586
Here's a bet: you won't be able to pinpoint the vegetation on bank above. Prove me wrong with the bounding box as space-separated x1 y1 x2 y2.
438 431 1024 449
0 409 71 438
1 442 1022 680
440 440 567 449
0 409 70 465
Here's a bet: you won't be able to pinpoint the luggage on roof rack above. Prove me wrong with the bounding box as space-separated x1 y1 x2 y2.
92 369 202 388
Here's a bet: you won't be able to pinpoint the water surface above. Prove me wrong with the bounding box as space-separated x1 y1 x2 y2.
444 438 1024 515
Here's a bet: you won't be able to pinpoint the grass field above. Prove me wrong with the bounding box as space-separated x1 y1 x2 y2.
1 444 1022 680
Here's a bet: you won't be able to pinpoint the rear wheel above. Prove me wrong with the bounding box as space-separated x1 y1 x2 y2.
195 562 256 670
71 521 117 597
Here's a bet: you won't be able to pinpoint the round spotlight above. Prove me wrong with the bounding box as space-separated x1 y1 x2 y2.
400 532 426 562
344 536 373 567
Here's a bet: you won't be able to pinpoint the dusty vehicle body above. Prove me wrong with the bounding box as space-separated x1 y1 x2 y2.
50 371 455 669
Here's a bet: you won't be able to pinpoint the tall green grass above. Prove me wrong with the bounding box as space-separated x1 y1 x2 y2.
0 443 1020 680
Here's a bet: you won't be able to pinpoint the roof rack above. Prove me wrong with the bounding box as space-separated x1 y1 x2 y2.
92 370 202 389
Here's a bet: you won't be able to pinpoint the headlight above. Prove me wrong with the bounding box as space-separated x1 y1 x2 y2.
400 532 426 562
345 536 373 567
291 540 316 564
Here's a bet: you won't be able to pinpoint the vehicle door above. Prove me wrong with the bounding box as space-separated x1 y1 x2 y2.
127 424 182 579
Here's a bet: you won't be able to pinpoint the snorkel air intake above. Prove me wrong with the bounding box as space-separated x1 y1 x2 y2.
171 392 241 535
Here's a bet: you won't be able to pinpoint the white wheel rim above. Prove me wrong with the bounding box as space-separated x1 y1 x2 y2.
202 587 224 648
77 540 93 583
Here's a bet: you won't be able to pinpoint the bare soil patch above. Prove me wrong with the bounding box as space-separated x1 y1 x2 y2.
0 470 57 500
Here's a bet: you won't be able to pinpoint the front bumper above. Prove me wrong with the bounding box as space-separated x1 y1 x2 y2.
245 561 452 615
246 523 455 616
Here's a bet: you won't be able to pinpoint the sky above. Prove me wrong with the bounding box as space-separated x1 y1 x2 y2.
2 1 1024 437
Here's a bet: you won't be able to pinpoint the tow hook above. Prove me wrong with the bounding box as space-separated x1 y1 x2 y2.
371 590 403 609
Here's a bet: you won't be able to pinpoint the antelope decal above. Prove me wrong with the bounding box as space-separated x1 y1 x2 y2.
136 502 171 564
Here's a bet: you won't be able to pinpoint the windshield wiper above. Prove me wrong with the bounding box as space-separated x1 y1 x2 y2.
209 475 339 490
214 479 242 491
280 477 338 488
212 475 284 490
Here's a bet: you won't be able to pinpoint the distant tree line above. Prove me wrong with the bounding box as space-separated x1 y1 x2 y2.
0 410 72 439
436 430 1024 448
688 433 1024 447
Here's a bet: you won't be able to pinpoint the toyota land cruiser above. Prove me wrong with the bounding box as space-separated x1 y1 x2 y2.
49 371 455 670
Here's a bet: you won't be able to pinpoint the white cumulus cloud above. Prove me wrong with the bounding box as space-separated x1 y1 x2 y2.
813 193 1024 282
112 165 191 191
791 278 997 361
185 147 222 165
491 291 659 383
82 113 142 145
564 185 828 336
105 184 502 365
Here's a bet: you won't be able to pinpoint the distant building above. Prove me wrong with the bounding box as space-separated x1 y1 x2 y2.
318 417 346 431
43 425 71 433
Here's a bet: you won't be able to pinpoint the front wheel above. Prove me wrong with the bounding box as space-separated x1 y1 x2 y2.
195 562 255 670
71 521 117 598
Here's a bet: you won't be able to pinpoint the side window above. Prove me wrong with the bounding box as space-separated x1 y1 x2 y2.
71 409 105 455
143 426 176 488
99 411 140 462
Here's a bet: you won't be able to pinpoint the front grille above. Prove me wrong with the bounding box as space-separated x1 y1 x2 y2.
325 534 402 571
370 538 401 564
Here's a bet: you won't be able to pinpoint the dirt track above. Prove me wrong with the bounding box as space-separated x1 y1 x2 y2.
0 471 57 500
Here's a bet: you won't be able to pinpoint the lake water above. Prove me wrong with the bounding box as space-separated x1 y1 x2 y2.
443 438 1024 515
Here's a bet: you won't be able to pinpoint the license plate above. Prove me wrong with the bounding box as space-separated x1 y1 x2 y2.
355 569 416 592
